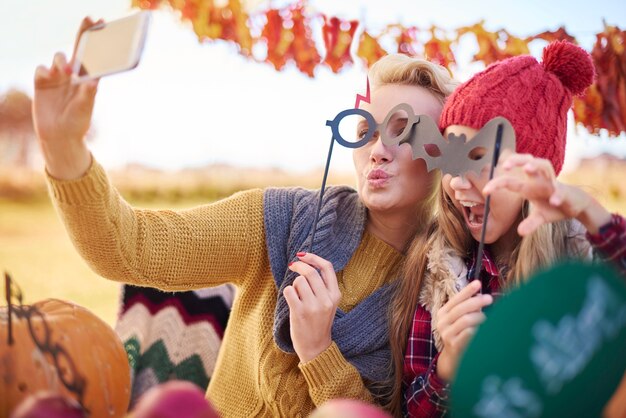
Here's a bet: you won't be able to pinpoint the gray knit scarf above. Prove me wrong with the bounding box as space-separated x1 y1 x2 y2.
264 186 393 384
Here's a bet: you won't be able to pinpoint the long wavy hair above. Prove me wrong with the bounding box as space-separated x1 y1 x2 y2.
361 54 459 413
385 185 587 417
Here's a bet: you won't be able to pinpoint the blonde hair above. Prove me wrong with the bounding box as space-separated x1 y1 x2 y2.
365 54 458 416
386 187 584 416
365 53 458 230
368 54 458 105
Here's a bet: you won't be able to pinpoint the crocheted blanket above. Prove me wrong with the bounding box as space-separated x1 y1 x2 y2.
115 284 234 407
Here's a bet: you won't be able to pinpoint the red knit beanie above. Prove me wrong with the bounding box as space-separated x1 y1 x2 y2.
439 41 595 174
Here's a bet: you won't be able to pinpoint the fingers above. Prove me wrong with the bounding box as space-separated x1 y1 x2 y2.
501 153 535 171
71 17 105 65
439 280 482 316
549 187 565 207
517 212 547 236
52 52 71 76
483 167 555 199
292 275 316 303
451 326 478 350
483 176 525 195
283 285 301 309
440 311 486 342
34 53 71 90
288 252 341 303
34 65 52 88
441 292 492 329
500 153 556 181
77 78 99 103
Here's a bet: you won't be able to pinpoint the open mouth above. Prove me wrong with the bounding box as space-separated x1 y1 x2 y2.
459 200 486 229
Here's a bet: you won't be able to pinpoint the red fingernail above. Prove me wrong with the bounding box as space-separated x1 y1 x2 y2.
288 262 294 267
296 252 306 257
64 64 73 75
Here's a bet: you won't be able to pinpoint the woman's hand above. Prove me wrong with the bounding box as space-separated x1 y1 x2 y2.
435 280 492 381
33 17 102 180
283 252 342 364
483 153 612 235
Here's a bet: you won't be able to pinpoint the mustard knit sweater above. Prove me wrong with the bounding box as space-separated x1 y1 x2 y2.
47 159 403 418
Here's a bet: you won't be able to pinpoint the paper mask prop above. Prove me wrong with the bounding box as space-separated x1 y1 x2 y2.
471 123 504 283
325 104 516 177
306 103 516 252
452 261 626 418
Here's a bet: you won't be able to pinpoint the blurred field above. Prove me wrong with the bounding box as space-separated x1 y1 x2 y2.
1 157 625 327
0 164 354 326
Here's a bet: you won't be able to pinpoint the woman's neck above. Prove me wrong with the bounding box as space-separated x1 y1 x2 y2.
365 208 421 252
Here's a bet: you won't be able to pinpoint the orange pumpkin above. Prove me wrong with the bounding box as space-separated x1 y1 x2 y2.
0 299 131 418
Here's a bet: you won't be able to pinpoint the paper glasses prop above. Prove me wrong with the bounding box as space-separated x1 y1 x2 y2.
307 104 516 262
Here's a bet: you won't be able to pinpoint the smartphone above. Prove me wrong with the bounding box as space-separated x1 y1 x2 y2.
72 12 151 82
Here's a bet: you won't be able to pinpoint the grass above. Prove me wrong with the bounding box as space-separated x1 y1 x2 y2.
1 160 625 327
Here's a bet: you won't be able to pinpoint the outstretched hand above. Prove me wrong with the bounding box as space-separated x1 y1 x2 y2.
33 17 102 180
283 252 341 363
483 153 611 235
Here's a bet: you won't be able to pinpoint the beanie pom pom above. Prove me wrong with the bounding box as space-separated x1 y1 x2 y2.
542 40 595 95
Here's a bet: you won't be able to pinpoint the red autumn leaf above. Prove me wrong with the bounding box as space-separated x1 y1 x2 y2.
178 0 199 21
290 6 322 77
457 21 522 65
182 0 253 55
457 21 504 65
526 26 577 44
261 8 290 71
133 0 162 10
574 24 626 136
260 5 320 77
322 15 359 73
500 29 530 56
357 31 387 68
424 27 456 67
396 25 419 57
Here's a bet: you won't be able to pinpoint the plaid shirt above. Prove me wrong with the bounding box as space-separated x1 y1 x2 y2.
403 214 626 417
586 214 626 276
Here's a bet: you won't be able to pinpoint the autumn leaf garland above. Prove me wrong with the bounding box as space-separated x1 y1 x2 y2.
132 0 626 137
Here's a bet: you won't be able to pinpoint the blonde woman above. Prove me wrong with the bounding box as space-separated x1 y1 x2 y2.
33 18 457 418
389 41 626 417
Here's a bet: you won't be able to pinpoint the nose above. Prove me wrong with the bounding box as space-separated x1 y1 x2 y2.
449 174 472 191
369 132 394 165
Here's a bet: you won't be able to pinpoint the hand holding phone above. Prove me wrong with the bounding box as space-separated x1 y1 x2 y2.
72 12 151 82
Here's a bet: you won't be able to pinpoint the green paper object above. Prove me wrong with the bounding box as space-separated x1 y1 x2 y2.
451 261 626 418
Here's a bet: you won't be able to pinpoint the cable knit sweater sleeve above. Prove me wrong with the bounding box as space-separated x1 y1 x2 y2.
46 158 266 290
299 342 375 406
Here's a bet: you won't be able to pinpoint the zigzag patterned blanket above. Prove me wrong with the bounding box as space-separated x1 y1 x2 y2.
115 284 234 407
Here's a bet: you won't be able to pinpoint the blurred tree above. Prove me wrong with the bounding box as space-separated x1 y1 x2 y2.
0 89 34 167
0 89 96 168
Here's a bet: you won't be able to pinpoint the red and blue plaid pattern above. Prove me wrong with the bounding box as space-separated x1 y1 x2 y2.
403 214 626 417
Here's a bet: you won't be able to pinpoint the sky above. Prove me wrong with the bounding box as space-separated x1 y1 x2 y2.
1 0 626 173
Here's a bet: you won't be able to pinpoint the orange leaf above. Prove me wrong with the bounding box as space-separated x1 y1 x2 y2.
396 26 419 57
290 6 321 77
575 24 626 136
526 27 577 44
357 31 387 68
457 21 505 65
259 5 320 77
322 16 359 73
424 27 456 67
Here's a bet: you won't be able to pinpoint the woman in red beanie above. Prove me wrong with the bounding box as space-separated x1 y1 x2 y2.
386 40 626 417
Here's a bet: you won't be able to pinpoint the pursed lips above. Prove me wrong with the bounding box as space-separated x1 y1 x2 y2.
367 169 391 180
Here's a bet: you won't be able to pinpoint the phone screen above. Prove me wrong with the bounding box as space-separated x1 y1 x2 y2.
73 12 151 81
